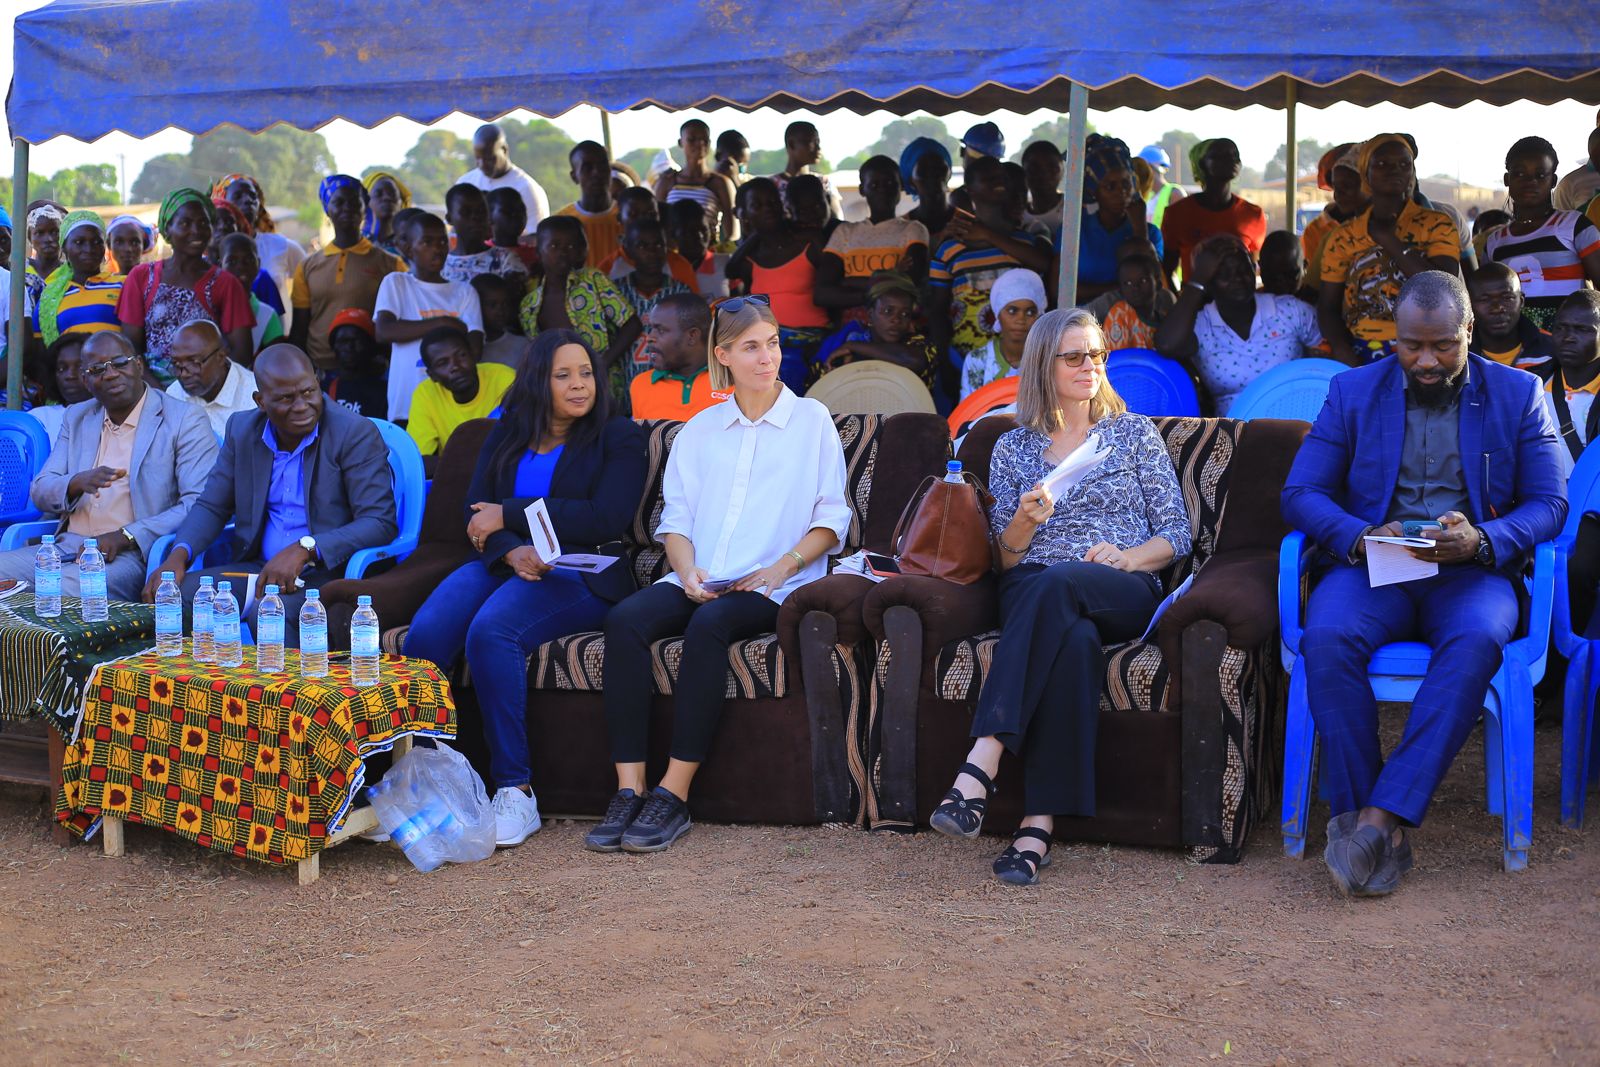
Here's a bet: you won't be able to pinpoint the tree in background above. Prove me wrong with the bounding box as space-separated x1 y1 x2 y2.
837 117 955 170
616 147 669 184
499 118 586 206
1158 130 1202 186
1264 138 1335 183
130 154 207 204
0 172 61 206
1008 116 1096 161
131 125 335 211
365 130 471 204
48 164 120 206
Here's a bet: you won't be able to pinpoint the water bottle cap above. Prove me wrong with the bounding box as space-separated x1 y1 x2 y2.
357 595 371 606
41 534 54 544
161 571 175 581
946 460 962 472
217 581 231 593
305 588 320 599
264 584 279 595
199 576 213 586
83 537 97 547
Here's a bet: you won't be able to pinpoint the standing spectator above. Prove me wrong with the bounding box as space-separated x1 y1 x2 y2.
1138 144 1187 229
784 175 838 247
443 184 529 286
406 325 516 469
1553 128 1600 211
726 177 830 394
323 308 389 419
655 119 738 245
1317 135 1460 363
164 319 258 438
24 200 65 307
1021 141 1065 234
714 129 751 189
374 213 484 422
289 175 407 370
458 123 550 235
962 267 1044 399
34 211 124 345
1301 144 1368 285
666 199 729 298
213 173 306 331
814 156 929 324
471 273 529 369
217 233 285 356
1259 230 1308 300
1074 134 1164 302
768 121 843 220
558 141 623 269
901 136 957 246
613 218 693 326
960 122 1006 164
1532 289 1600 471
1083 240 1177 352
631 293 723 420
363 171 412 258
1485 136 1600 330
604 190 702 291
118 189 255 380
1160 138 1267 279
209 196 287 323
1467 263 1549 367
488 188 540 272
106 214 154 277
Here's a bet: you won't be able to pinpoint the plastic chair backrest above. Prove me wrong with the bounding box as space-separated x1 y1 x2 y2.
1225 358 1348 422
0 410 51 524
369 417 425 548
947 375 1020 437
1105 348 1200 417
1561 435 1600 542
804 361 936 416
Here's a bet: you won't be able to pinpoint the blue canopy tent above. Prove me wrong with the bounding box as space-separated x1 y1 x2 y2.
7 0 1600 405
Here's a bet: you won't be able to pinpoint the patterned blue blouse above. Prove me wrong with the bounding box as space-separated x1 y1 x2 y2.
988 412 1192 568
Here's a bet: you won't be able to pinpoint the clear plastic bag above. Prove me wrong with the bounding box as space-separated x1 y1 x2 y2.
366 744 495 871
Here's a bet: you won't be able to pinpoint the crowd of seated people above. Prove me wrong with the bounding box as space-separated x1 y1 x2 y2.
2 113 1598 895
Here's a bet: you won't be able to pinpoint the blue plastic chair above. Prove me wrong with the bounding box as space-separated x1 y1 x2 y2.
0 410 52 530
1225 358 1348 422
1278 530 1555 872
1555 443 1600 826
1105 348 1200 417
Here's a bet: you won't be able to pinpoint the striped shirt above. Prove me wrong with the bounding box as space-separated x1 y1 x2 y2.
32 273 125 339
931 230 1051 356
1485 211 1600 318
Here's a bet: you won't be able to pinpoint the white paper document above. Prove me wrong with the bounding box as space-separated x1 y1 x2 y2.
1364 536 1437 587
519 501 621 573
550 553 618 574
1042 432 1111 499
833 550 891 584
1139 572 1195 642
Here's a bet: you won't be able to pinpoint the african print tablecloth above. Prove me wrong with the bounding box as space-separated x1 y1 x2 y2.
56 646 456 866
0 588 155 738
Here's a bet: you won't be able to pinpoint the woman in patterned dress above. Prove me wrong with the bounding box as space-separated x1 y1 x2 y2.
927 307 1192 885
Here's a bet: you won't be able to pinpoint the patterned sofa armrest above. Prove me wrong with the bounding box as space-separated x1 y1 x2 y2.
861 573 1000 660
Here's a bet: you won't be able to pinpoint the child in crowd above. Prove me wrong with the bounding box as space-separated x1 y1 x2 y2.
322 307 389 419
666 199 729 298
390 206 426 266
614 217 693 376
375 212 484 422
813 272 937 387
557 140 622 268
488 188 539 271
815 155 929 325
1082 240 1176 351
602 188 700 290
630 292 723 420
407 324 516 470
1467 262 1549 366
1258 230 1308 301
1020 140 1065 233
519 215 641 407
961 267 1044 399
444 183 529 285
471 273 529 368
290 174 406 370
217 232 284 356
784 174 837 247
727 176 830 393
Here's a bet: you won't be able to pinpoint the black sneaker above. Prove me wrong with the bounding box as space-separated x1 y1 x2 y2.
584 788 646 853
619 786 692 853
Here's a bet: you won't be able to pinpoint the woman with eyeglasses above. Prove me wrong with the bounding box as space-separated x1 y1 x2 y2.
589 294 850 855
927 307 1191 885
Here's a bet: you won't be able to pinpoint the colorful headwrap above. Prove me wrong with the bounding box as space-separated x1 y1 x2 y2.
1084 134 1133 190
0 206 11 230
1187 139 1216 184
362 170 413 236
38 211 109 346
26 202 65 232
1356 134 1413 198
108 213 155 251
1316 142 1359 191
899 137 952 200
159 187 215 235
210 173 275 233
319 174 374 237
211 197 254 238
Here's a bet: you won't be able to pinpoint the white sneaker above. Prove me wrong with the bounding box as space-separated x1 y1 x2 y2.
492 787 542 848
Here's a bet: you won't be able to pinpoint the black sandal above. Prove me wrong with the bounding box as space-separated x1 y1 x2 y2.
992 827 1053 886
928 762 996 839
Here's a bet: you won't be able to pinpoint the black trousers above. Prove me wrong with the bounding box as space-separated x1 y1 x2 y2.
971 561 1162 817
602 582 781 764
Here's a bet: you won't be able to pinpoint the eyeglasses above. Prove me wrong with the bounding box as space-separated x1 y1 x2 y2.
714 294 771 318
1055 349 1109 367
168 346 224 375
82 355 137 379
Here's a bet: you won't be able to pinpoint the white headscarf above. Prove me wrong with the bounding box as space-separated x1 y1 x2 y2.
988 268 1047 332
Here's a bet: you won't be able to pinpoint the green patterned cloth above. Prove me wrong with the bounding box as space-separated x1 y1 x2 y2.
0 589 155 738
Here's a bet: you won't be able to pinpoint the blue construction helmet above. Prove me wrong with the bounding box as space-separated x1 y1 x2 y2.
961 121 1005 159
1137 144 1172 169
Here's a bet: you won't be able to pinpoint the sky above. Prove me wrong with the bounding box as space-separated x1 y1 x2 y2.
3 1 1595 200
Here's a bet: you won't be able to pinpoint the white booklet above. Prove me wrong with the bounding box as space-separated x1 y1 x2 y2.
1364 536 1437 587
1042 432 1111 499
833 550 891 584
520 500 619 573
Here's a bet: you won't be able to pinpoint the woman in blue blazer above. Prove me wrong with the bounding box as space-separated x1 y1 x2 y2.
405 329 647 848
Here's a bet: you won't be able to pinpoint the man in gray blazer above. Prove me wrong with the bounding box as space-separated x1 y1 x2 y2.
0 331 217 600
145 344 397 646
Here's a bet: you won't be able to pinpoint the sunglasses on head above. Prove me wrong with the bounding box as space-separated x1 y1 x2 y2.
714 294 771 318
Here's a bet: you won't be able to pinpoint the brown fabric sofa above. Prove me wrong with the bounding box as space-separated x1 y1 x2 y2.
850 414 1309 861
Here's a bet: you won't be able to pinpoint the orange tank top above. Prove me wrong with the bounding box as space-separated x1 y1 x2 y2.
750 248 829 328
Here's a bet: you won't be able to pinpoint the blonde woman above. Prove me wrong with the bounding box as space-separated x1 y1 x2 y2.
592 295 851 854
929 307 1192 885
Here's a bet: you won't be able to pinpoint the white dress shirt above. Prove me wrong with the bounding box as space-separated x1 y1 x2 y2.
655 386 850 604
166 358 257 439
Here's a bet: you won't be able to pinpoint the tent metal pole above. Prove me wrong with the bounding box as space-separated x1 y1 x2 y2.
1056 81 1089 308
1284 80 1298 231
5 139 26 411
600 110 613 159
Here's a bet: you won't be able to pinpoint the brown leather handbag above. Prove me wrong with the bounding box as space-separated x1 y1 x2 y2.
891 470 996 584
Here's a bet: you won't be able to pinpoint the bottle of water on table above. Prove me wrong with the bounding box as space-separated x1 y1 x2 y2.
945 459 964 483
192 576 216 662
213 580 242 668
351 595 380 686
33 534 61 618
154 571 183 656
78 538 108 622
300 588 328 678
256 583 285 672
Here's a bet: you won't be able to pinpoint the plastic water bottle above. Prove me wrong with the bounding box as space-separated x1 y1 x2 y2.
351 595 380 686
944 459 964 483
192 577 216 662
78 538 108 622
300 588 329 678
213 580 242 668
256 584 285 672
389 801 458 873
154 571 183 656
33 534 61 618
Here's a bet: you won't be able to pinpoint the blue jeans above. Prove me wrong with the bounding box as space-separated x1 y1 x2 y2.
404 559 609 791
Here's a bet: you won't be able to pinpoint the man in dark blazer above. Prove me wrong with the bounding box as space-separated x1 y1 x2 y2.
145 344 397 645
1283 270 1567 897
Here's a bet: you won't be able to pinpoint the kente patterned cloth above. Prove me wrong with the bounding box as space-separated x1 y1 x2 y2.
0 588 155 738
56 646 456 866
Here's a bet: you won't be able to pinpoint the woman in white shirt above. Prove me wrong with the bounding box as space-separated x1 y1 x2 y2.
591 295 851 854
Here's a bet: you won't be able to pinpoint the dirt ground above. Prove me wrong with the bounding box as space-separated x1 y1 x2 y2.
3 717 1598 1066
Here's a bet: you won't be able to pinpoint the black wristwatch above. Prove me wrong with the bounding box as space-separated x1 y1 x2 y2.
1474 531 1494 567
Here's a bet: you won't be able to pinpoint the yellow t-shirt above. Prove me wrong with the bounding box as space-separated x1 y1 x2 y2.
406 361 515 455
1319 202 1460 343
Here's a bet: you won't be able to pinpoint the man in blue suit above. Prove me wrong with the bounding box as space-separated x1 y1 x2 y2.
1283 271 1567 897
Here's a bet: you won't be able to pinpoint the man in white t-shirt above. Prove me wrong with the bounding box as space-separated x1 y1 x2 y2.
457 124 551 237
374 214 484 421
